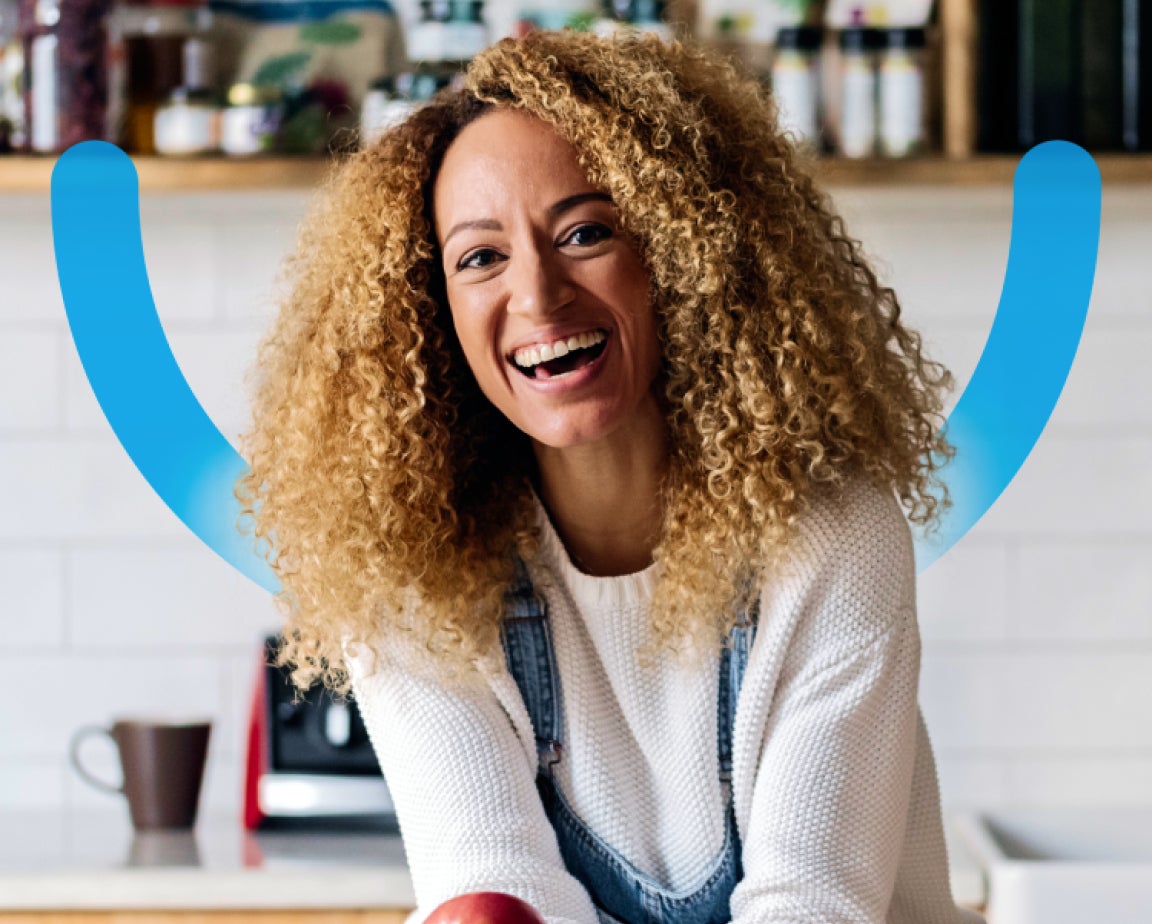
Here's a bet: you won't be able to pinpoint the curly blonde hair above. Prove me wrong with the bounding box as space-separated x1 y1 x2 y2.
237 28 953 695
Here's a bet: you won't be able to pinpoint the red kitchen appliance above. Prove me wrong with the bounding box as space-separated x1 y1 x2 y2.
244 633 397 830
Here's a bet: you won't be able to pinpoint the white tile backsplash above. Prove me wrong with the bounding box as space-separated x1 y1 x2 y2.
921 652 1152 751
68 543 278 651
918 541 1010 644
0 329 61 430
0 547 66 648
1014 542 1152 642
3 178 1151 815
0 653 224 757
0 438 187 540
1005 756 1152 806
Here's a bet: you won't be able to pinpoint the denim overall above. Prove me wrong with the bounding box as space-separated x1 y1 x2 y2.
500 557 758 924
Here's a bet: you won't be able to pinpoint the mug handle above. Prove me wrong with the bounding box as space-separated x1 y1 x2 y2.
69 725 124 795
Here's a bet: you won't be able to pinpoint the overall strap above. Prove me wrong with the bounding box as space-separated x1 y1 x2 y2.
717 585 759 783
501 555 564 770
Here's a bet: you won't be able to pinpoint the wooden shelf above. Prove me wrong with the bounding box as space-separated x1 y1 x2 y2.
0 155 340 192
2 152 1149 192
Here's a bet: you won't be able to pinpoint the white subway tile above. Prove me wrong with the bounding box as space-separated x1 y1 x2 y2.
0 760 66 809
0 194 60 324
973 435 1152 535
136 199 218 323
1005 755 1152 807
0 329 61 429
216 194 312 323
918 541 1010 643
0 438 185 539
932 753 1011 810
915 323 988 419
0 653 224 757
921 651 1152 751
1014 542 1152 641
226 650 272 761
1046 327 1152 429
1091 200 1152 321
0 547 65 647
165 326 268 443
69 544 279 651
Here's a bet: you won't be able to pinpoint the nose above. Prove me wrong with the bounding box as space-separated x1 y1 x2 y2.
505 243 576 319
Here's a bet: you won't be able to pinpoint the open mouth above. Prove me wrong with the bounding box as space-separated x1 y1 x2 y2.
510 330 609 380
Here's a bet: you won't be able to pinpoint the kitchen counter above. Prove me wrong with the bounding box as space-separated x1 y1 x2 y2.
0 810 985 912
0 810 413 911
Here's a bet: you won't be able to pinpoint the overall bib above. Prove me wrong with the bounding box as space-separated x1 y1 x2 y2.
500 557 759 924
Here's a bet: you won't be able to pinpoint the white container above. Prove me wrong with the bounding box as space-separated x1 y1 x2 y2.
771 27 822 148
837 26 878 159
957 809 1152 924
154 91 219 155
878 28 926 157
360 89 417 146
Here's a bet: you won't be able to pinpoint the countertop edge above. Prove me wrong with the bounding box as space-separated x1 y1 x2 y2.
0 868 416 911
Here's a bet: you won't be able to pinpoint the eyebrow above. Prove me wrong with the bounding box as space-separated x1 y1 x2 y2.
440 191 615 249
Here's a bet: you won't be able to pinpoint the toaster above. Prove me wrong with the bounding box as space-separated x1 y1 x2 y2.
243 633 397 829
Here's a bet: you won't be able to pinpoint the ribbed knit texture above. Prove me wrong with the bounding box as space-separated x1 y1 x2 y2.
346 477 984 924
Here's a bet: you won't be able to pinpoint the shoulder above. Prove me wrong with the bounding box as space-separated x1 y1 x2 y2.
790 473 914 584
758 474 917 675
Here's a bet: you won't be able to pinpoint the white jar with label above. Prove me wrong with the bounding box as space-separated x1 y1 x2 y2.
771 26 823 150
837 26 880 159
878 27 926 158
154 87 220 155
221 83 283 156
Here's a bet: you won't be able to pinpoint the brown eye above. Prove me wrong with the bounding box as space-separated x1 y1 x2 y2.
457 248 503 271
563 224 612 247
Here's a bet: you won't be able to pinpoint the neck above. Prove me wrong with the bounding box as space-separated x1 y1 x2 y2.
532 397 670 577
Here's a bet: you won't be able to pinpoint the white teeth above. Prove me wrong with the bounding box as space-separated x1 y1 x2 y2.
512 329 606 369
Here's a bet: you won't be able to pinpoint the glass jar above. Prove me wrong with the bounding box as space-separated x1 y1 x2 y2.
836 26 881 159
878 27 926 158
359 64 454 148
19 0 114 152
771 25 822 150
153 85 218 154
220 81 282 155
106 1 212 155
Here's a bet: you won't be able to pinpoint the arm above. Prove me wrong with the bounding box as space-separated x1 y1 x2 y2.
731 481 922 923
346 636 601 924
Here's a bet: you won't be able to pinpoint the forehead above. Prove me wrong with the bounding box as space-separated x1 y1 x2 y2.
433 109 598 220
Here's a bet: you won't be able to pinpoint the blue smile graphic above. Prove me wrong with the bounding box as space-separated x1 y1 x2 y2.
50 141 1100 586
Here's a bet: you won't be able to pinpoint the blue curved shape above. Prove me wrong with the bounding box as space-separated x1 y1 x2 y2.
51 141 1099 590
913 141 1101 571
51 141 279 593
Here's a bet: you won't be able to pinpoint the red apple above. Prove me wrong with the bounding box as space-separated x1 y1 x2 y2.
425 891 548 924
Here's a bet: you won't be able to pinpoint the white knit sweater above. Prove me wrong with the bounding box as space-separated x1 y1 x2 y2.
346 477 984 924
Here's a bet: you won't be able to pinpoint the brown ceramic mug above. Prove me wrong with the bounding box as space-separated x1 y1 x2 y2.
69 718 212 830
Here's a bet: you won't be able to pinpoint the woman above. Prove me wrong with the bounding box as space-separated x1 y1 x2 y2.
238 28 982 924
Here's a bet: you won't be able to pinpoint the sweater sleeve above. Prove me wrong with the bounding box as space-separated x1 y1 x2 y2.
345 634 602 924
730 479 922 924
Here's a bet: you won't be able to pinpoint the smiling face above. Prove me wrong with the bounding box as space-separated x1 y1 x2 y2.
432 108 662 450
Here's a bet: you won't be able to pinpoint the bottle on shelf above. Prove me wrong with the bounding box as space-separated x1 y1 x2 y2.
592 0 674 42
770 25 823 151
877 26 926 157
18 0 115 153
836 25 881 158
106 0 214 155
